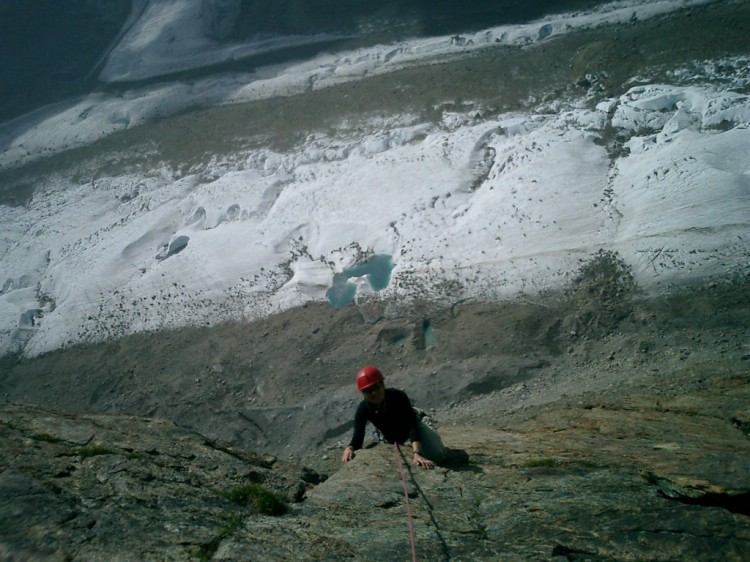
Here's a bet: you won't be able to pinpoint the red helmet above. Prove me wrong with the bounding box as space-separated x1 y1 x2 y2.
356 366 384 391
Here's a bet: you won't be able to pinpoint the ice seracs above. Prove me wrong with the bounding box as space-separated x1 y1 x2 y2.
1 0 748 357
2 77 748 358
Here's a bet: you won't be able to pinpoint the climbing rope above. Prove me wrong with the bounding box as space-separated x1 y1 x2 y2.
395 443 418 562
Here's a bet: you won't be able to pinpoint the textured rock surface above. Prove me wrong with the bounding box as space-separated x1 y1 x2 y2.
0 406 314 562
221 374 750 561
2 371 748 561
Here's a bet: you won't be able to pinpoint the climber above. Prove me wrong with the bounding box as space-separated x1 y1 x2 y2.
341 365 445 469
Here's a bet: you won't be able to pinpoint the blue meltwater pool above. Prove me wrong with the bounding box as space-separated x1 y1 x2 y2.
326 254 395 308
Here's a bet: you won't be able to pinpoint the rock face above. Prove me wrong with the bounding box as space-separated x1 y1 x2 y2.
2 372 749 561
2 274 749 561
0 405 315 562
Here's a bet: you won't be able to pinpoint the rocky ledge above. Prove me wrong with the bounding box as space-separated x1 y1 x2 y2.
2 371 748 561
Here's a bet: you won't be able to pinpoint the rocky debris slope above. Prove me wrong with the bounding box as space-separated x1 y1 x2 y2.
2 370 749 561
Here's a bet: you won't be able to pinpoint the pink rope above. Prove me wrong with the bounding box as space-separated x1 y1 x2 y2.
395 443 418 562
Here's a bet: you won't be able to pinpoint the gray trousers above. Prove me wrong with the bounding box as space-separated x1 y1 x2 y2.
418 419 446 463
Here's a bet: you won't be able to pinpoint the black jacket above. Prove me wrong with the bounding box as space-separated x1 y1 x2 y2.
348 388 419 449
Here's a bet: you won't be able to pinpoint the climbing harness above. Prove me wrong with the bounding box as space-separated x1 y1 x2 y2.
395 442 418 562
